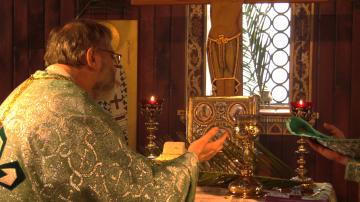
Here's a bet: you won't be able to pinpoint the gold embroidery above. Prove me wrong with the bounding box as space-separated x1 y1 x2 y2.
0 75 71 123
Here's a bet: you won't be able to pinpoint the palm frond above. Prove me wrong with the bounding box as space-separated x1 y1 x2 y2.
243 4 272 95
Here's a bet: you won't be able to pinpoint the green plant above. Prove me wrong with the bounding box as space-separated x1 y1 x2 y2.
243 4 271 96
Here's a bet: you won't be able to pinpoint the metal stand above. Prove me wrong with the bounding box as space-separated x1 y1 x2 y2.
290 101 318 188
140 99 163 159
228 115 263 198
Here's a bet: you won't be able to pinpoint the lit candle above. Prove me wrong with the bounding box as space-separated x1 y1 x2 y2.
148 96 157 105
298 99 304 108
290 99 312 109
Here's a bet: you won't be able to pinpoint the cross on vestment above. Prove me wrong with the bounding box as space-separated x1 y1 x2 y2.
110 94 123 110
132 0 326 96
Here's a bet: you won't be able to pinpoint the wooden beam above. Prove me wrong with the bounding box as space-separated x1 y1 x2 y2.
132 0 328 5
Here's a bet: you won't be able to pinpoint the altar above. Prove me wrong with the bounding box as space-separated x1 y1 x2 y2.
195 183 337 202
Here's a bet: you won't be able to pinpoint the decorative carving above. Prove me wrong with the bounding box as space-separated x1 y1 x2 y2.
186 3 314 101
185 4 314 136
187 96 259 174
187 96 293 178
259 112 291 135
186 5 207 97
290 3 314 102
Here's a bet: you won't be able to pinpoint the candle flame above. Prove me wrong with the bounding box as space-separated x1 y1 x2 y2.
150 96 155 102
299 99 303 105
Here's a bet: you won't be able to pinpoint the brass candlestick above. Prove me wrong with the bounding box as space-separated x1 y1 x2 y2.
228 115 262 198
140 97 163 159
290 100 318 188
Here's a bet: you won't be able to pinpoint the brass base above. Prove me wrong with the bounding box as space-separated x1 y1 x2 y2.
145 142 159 160
291 176 314 191
228 177 263 199
146 154 158 160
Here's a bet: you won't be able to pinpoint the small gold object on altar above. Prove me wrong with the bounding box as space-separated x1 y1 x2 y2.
228 114 263 198
140 96 163 159
290 99 319 188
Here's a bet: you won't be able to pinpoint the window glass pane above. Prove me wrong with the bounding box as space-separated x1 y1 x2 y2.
206 3 291 105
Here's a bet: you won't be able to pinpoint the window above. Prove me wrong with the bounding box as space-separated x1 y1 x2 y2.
206 3 291 105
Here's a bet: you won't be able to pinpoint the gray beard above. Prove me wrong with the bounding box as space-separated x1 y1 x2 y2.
93 80 114 99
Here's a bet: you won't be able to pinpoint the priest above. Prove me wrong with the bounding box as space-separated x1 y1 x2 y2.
0 19 228 201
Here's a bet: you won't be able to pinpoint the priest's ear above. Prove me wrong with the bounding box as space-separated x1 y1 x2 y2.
85 47 100 71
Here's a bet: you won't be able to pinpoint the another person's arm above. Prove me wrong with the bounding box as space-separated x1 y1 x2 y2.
306 123 348 165
306 123 360 183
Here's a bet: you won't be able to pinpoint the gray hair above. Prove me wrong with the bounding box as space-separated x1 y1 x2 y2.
44 19 112 67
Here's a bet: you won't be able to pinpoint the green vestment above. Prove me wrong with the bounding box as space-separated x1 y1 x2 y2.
0 70 199 201
345 160 360 183
287 116 360 183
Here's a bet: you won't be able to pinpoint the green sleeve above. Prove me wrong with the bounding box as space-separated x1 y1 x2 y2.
345 159 360 183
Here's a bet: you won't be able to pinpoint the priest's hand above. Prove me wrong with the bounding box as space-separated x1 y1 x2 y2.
306 123 348 165
188 127 229 162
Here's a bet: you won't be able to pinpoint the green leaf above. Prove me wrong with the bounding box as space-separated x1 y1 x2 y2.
243 4 271 95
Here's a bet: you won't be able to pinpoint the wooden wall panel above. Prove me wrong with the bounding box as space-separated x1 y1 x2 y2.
13 0 29 86
154 6 172 145
169 5 186 141
134 6 155 154
333 1 352 200
122 5 140 19
314 0 359 201
351 2 360 202
0 0 13 102
28 0 45 72
0 0 76 104
45 0 60 43
60 0 76 24
313 0 335 184
350 2 360 140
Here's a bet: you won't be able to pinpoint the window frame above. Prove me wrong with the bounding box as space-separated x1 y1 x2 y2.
185 3 315 135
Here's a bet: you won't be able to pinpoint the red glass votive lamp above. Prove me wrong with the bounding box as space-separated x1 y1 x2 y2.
142 95 163 106
290 99 312 110
148 96 157 105
290 99 313 121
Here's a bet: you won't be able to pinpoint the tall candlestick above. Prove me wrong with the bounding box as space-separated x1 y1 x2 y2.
140 96 164 159
228 114 263 198
290 99 318 190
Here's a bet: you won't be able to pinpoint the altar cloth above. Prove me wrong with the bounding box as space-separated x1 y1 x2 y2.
195 183 336 202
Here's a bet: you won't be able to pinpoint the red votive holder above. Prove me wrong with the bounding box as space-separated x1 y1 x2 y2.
148 96 157 105
290 99 312 110
141 95 163 106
